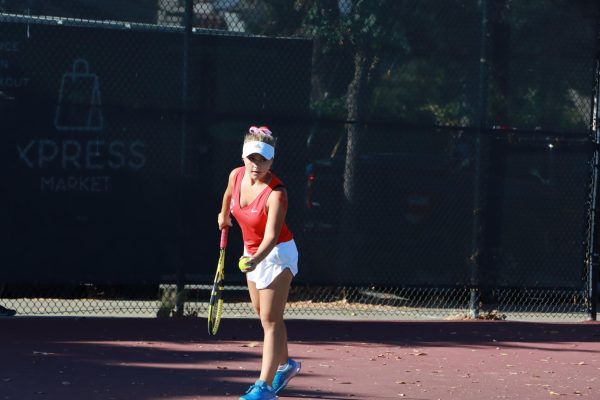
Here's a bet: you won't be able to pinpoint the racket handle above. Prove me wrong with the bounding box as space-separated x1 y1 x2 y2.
220 227 229 249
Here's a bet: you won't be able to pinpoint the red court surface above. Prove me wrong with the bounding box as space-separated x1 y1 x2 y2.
1 317 599 400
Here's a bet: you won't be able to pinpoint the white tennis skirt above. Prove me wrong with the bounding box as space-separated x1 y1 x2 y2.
244 239 298 289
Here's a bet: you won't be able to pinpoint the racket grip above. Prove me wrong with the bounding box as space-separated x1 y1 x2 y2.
220 227 229 248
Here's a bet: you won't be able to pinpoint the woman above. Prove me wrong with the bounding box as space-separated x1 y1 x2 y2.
218 126 301 400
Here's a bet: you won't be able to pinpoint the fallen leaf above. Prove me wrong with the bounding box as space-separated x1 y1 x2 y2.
32 351 55 356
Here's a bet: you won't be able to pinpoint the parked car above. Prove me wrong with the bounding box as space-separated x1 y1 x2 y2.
300 125 589 289
300 126 475 285
303 126 473 232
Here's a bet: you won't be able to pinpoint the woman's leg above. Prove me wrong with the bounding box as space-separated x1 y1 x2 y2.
248 279 290 368
257 269 293 385
247 279 260 316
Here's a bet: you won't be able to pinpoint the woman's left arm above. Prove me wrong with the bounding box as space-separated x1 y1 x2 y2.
245 188 288 268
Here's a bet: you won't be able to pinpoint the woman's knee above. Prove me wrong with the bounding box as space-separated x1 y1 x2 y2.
260 314 283 331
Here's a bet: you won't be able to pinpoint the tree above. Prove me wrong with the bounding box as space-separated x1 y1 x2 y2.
300 0 414 276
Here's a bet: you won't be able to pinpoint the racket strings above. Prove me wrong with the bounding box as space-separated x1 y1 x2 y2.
211 299 224 335
208 257 226 335
208 230 228 336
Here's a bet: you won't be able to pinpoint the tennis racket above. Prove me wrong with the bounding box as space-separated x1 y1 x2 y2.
208 227 229 335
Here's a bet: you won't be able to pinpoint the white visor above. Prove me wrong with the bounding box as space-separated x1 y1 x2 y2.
242 141 275 160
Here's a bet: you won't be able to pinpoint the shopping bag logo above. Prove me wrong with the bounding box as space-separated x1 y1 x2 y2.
54 58 104 132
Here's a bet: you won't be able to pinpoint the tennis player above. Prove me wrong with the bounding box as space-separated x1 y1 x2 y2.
218 126 301 400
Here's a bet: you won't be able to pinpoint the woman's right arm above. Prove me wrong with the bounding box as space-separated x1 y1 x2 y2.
218 168 237 230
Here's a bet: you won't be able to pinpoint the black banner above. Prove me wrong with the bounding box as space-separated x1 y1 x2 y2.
0 21 312 283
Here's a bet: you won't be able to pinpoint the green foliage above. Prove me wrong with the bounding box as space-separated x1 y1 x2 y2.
310 96 347 119
488 0 596 130
370 59 476 126
252 1 597 131
302 0 410 51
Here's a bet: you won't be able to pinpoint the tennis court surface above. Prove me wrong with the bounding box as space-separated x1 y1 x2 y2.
1 317 599 400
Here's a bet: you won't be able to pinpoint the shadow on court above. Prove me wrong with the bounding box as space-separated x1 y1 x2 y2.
1 317 599 399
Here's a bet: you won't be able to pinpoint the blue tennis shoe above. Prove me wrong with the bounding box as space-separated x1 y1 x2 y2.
239 379 277 400
272 358 301 394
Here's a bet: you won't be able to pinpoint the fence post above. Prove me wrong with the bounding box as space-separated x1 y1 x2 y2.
587 32 600 321
469 0 490 318
175 0 194 317
180 0 193 177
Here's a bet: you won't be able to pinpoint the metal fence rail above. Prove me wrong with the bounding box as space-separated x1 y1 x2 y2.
1 0 599 320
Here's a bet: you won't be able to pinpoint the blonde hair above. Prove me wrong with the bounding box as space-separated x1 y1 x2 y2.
244 125 276 147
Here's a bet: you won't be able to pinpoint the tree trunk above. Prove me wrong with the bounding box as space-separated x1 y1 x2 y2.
336 47 375 285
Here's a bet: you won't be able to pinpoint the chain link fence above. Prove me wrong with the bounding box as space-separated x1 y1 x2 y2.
1 0 599 320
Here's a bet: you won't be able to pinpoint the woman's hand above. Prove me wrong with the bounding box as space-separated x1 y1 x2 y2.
218 212 232 230
238 256 257 273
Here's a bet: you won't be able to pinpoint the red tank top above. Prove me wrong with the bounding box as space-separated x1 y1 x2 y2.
230 167 293 255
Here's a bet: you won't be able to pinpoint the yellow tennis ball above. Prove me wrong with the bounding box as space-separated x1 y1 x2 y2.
238 257 251 272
